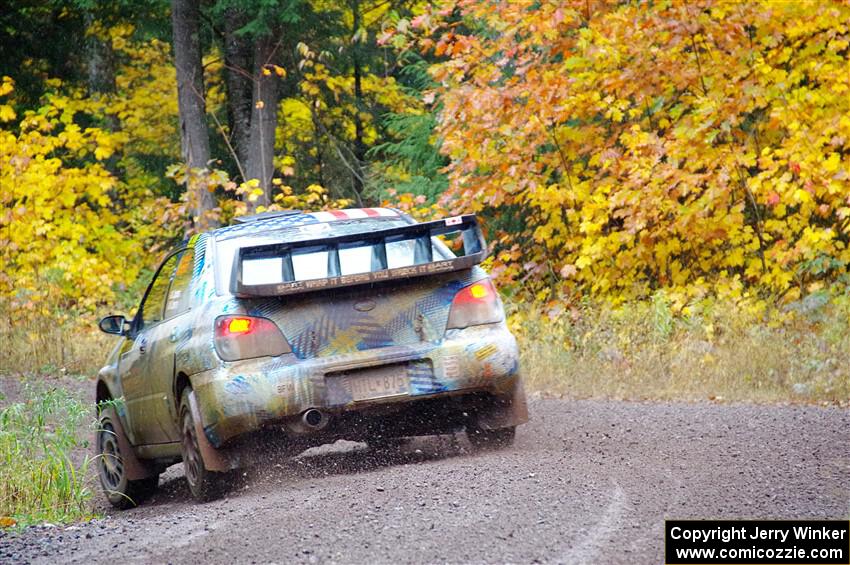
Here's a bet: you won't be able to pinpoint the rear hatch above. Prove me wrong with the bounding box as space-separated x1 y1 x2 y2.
214 215 484 360
243 271 473 359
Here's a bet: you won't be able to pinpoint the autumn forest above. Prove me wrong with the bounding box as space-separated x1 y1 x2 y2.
2 0 850 403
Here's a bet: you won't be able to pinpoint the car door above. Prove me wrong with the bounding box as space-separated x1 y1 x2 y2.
119 252 180 446
142 248 195 444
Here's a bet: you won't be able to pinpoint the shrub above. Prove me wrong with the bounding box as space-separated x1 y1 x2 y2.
0 384 95 526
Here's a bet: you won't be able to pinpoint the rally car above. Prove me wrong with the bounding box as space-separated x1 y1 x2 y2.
95 208 528 507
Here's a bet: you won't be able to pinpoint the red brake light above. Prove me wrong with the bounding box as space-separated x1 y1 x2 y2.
214 315 291 361
469 283 489 299
226 317 253 335
446 279 504 330
453 282 492 304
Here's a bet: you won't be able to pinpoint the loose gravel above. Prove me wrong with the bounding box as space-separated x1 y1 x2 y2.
1 399 848 564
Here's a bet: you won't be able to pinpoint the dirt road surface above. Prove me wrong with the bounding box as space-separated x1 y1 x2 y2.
2 399 848 564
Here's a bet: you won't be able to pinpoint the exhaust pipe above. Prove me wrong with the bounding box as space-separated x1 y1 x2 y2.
301 408 328 430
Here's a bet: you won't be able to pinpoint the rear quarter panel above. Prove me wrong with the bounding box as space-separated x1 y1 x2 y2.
173 234 234 380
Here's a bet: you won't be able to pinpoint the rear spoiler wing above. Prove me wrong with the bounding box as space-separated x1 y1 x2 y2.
230 214 487 297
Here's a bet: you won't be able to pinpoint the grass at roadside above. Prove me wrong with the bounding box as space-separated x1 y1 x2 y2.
510 294 850 404
0 383 97 528
0 311 117 528
0 316 111 381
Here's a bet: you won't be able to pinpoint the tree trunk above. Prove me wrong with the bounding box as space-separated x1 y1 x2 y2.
223 8 252 180
171 0 217 228
84 12 116 97
312 111 326 188
84 10 123 204
350 0 367 206
244 33 280 210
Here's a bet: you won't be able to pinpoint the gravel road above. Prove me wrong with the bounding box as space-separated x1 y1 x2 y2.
2 399 848 564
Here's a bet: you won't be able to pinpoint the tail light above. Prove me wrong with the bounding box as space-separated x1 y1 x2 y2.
214 315 291 361
446 279 504 330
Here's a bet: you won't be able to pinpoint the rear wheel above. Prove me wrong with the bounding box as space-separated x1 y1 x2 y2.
179 389 230 502
96 409 159 509
467 425 516 450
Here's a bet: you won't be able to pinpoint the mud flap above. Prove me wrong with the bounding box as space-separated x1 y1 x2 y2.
103 407 158 481
187 390 235 472
474 377 530 431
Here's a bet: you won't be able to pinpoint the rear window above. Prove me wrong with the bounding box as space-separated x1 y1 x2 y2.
214 218 454 294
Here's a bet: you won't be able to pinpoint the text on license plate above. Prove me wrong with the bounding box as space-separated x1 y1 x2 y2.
345 364 410 401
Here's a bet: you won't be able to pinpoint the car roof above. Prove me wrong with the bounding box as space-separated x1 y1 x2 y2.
211 207 406 240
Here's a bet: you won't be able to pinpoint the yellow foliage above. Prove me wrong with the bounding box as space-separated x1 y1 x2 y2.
0 80 177 323
0 29 193 330
397 0 850 303
110 28 180 159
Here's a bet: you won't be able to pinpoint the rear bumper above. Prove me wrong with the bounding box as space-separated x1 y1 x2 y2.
191 322 524 447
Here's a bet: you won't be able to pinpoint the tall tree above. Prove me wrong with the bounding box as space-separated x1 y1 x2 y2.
244 31 282 209
84 11 117 96
223 6 253 177
349 0 367 206
171 0 217 226
211 0 304 208
267 0 421 204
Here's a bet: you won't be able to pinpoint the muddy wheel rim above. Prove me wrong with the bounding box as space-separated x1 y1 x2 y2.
97 421 124 490
182 410 202 486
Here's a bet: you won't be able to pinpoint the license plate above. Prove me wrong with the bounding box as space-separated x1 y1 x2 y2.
345 364 410 401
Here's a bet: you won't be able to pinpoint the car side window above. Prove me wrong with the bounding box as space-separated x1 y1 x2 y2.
164 249 194 319
140 254 180 330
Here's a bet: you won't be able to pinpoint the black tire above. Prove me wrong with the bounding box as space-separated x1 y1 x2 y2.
179 389 229 502
95 410 159 509
467 425 516 450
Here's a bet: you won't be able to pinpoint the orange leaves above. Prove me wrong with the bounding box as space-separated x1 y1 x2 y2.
400 0 850 302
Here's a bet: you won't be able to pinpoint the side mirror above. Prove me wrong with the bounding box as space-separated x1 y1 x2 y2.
99 315 128 336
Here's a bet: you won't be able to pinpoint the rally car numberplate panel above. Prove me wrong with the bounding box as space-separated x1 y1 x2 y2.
327 364 411 403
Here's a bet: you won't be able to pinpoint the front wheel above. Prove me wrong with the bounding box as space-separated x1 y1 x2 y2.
96 409 159 509
179 389 230 502
467 425 516 450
